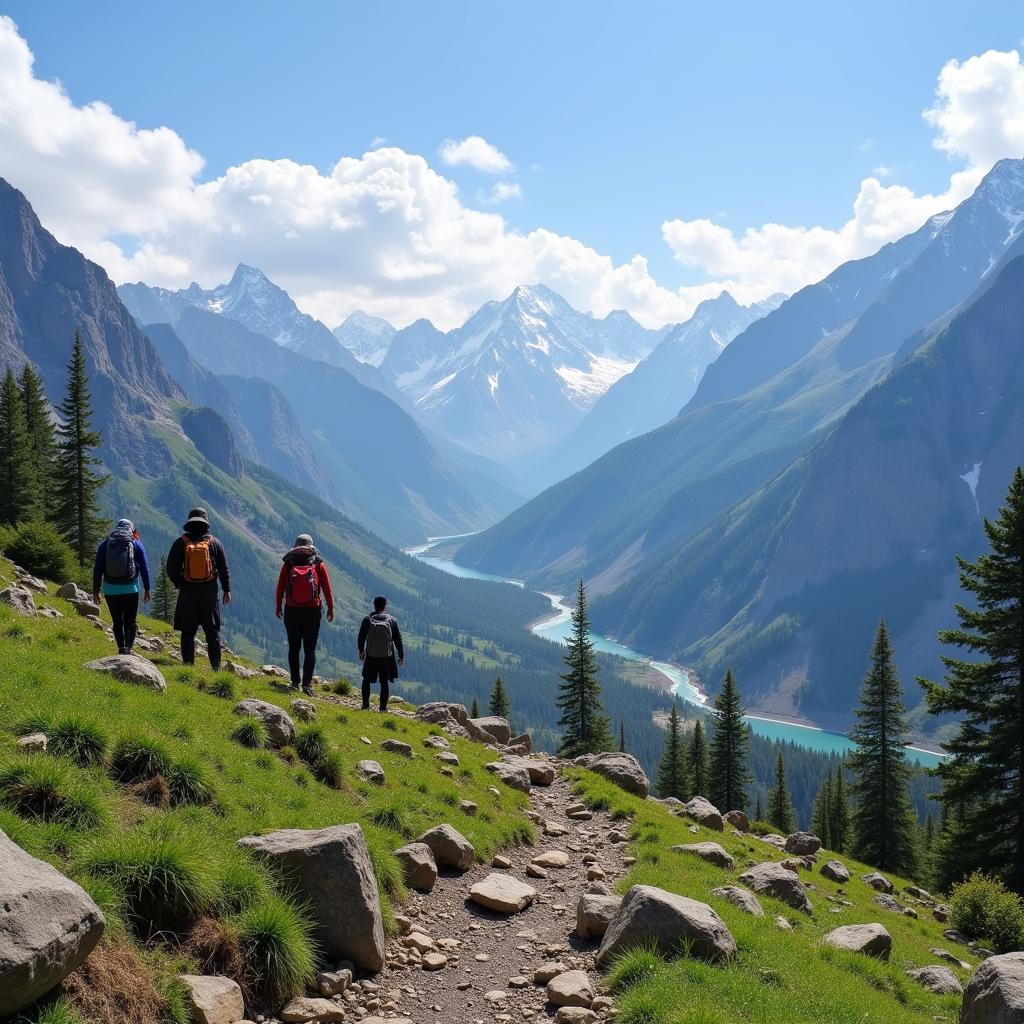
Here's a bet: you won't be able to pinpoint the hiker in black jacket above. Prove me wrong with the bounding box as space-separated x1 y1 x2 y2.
166 507 231 670
357 595 403 712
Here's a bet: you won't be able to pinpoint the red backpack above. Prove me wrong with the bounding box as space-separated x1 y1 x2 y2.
286 564 320 607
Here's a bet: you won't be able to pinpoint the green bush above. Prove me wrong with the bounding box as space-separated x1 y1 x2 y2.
0 757 107 829
950 871 1024 953
4 521 78 583
237 894 316 1005
109 734 172 783
294 725 329 767
167 756 215 807
49 718 109 767
231 719 268 749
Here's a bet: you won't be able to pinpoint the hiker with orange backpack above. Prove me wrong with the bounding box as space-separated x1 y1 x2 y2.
166 507 231 670
275 533 334 695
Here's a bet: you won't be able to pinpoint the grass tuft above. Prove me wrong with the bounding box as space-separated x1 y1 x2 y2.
237 894 316 1006
167 756 215 807
109 734 172 783
606 943 667 992
231 719 268 749
205 675 237 700
294 725 329 767
0 757 108 829
49 718 109 767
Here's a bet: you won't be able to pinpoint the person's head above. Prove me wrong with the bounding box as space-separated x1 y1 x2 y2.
183 506 210 533
116 517 134 534
293 533 314 548
373 595 387 613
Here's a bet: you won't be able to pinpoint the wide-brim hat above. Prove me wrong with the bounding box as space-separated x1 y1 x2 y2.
183 507 210 531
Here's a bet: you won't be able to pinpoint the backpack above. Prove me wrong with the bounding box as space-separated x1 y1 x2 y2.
182 535 216 583
105 530 137 583
366 614 393 658
287 564 320 607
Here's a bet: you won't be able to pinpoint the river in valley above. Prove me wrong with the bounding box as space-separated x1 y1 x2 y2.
407 537 944 768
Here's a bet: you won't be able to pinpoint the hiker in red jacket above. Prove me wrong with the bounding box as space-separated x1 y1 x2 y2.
275 533 334 695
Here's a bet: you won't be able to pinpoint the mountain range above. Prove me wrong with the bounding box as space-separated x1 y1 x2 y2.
333 311 396 367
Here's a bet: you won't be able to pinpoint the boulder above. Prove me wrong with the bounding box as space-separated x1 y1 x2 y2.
380 739 413 757
0 829 105 1017
672 842 734 870
469 873 537 914
533 850 570 868
223 660 258 680
906 965 963 995
682 796 724 831
576 894 623 938
289 698 317 722
874 893 908 915
56 582 89 601
16 732 48 753
486 760 531 792
820 859 851 883
261 664 289 677
509 732 532 753
179 975 245 1024
784 831 822 855
469 716 512 745
436 751 460 766
596 884 736 966
738 862 812 914
415 702 492 743
71 597 101 617
14 569 47 593
546 969 594 1008
355 760 386 786
83 654 167 692
238 824 384 971
760 833 787 850
394 843 437 892
423 734 450 750
710 885 764 917
587 752 650 797
961 951 1024 1024
459 799 478 815
723 809 750 831
861 871 893 893
233 699 296 748
503 755 555 786
0 586 35 616
417 824 475 871
823 923 892 961
280 996 346 1022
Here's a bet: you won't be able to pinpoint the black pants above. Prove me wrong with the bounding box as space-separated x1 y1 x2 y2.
176 586 222 670
105 593 139 653
284 606 322 687
362 657 392 711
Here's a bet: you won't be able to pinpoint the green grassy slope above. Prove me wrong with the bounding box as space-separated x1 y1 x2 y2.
568 768 974 1024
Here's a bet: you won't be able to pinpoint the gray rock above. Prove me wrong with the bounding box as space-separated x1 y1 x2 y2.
961 951 1024 1024
261 664 289 677
861 871 893 893
179 974 245 1024
576 894 623 938
820 859 851 883
723 809 750 831
596 884 736 966
14 569 47 593
317 967 352 996
906 965 963 995
394 843 437 892
380 738 413 757
760 833 788 849
486 760 532 792
823 923 892 960
672 842 734 870
784 831 822 855
0 586 36 616
587 752 650 797
554 1008 597 1024
535 961 569 984
738 862 812 914
16 732 48 753
423 734 450 750
238 824 384 971
280 996 346 1022
469 873 536 914
71 597 101 617
509 732 533 753
0 829 105 1017
546 969 594 1007
233 698 296 748
683 796 724 831
224 660 258 679
469 716 511 745
503 755 555 786
289 698 317 722
417 824 475 871
710 885 764 917
355 759 386 786
414 702 493 743
435 751 460 766
874 893 909 915
56 582 88 601
931 947 972 970
83 654 167 692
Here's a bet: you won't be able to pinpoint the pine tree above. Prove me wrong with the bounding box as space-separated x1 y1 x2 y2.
19 361 57 520
831 769 850 853
489 676 511 719
470 697 480 719
755 793 765 822
54 330 108 566
811 770 834 848
556 579 612 758
768 750 796 832
655 701 688 801
687 719 710 798
709 669 751 813
0 369 33 526
618 720 627 753
151 555 175 623
922 468 1024 891
849 619 918 875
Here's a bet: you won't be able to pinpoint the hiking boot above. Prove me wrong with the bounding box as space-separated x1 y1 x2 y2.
302 685 314 697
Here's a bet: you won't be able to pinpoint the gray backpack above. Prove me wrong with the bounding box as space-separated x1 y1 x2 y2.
105 529 137 583
366 614 393 658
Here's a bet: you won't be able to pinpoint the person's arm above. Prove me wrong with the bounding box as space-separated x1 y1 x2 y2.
213 539 231 599
166 537 184 588
275 564 287 617
319 563 335 620
391 616 404 663
92 541 105 601
136 541 152 597
357 616 369 658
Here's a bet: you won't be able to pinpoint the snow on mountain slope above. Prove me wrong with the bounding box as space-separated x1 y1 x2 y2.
332 311 396 366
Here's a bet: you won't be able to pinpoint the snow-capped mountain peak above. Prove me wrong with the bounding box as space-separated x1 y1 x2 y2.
332 311 396 367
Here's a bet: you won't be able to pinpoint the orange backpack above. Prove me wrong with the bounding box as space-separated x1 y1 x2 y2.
182 535 216 583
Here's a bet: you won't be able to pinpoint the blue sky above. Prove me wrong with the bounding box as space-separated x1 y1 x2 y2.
2 2 1022 326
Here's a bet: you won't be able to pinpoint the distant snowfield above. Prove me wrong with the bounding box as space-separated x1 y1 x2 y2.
556 355 639 407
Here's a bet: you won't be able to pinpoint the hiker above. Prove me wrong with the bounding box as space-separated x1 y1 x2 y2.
166 507 231 670
357 595 404 712
92 518 151 655
275 533 335 695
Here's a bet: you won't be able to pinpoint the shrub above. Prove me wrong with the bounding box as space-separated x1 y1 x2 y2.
206 675 236 700
333 677 353 696
294 725 329 767
0 757 107 829
167 756 215 807
49 718 109 767
231 719 268 749
950 871 1024 953
109 734 172 783
5 521 78 583
237 895 316 1005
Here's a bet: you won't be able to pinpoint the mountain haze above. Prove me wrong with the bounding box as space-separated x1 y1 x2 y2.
333 310 396 366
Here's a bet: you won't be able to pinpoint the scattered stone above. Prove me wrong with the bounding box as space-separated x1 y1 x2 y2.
394 843 438 892
710 886 764 917
535 961 569 984
509 732 533 752
233 698 296 747
485 989 508 1002
0 830 105 1017
823 923 892 960
526 863 548 879
861 872 893 893
436 751 460 765
460 799 478 815
261 664 289 677
280 996 346 1022
587 752 650 797
509 975 530 988
931 947 971 970
224 660 258 680
356 759 386 786
533 850 570 868
290 698 317 722
239 824 384 970
380 738 413 757
961 951 1024 1024
486 761 532 792
566 809 593 821
760 833 787 849
470 716 512 745
16 732 48 753
70 597 101 617
14 569 47 593
423 735 450 750
555 1010 597 1024
417 824 475 871
682 796 724 831
586 881 613 896
873 893 909 915
906 965 963 995
421 952 448 971
774 916 793 931
492 855 513 869
586 866 606 881
723 809 750 831
415 702 493 743
468 873 537 913
932 904 950 923
546 969 594 1008
179 975 244 1024
739 861 812 914
944 928 972 945
596 884 736 966
0 586 35 616
820 859 851 884
784 831 822 855
83 654 167 692
576 894 623 938
404 931 435 953
317 968 353 997
503 756 555 786
672 842 734 870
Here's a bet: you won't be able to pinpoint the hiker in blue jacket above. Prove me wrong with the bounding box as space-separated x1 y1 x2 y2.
92 518 151 655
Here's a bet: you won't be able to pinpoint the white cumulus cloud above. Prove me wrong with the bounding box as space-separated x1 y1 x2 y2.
438 135 513 173
481 181 522 205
